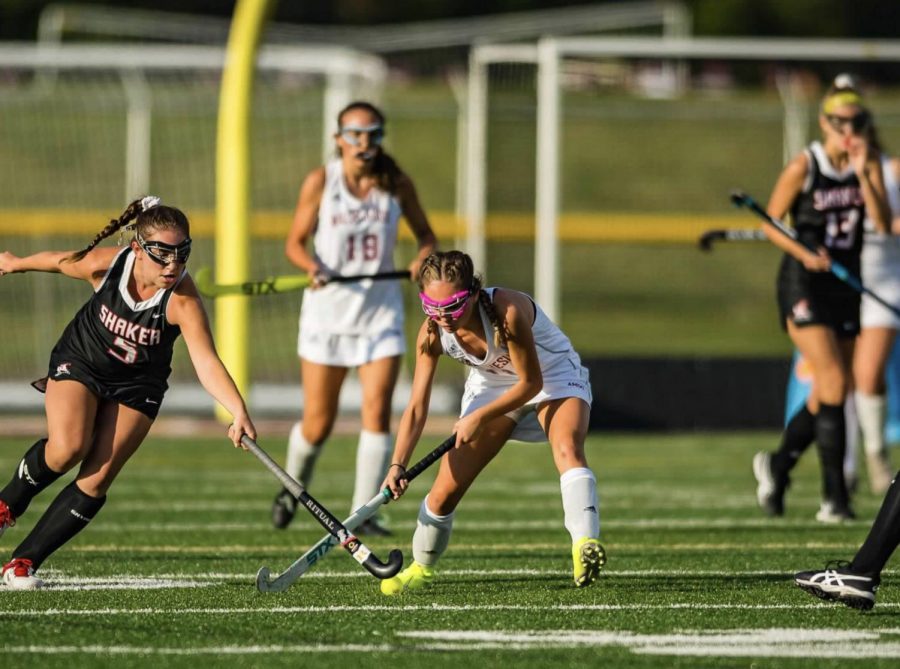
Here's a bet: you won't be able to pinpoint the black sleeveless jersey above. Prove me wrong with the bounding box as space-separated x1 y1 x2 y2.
51 248 184 389
789 141 865 273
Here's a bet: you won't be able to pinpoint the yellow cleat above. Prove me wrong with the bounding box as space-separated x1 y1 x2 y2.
572 537 606 587
380 561 435 596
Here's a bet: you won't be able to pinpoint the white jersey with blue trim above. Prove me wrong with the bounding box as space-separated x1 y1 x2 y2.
299 158 404 335
438 287 588 397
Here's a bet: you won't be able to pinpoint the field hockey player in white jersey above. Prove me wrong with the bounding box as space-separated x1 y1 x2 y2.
378 250 604 595
270 101 436 535
852 113 900 495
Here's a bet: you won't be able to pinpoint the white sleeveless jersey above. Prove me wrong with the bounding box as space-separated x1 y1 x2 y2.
299 159 404 335
861 156 900 328
439 288 589 396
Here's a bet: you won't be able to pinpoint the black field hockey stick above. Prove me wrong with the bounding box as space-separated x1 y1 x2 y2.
730 189 900 319
256 433 457 592
194 266 410 298
239 435 403 580
697 227 768 252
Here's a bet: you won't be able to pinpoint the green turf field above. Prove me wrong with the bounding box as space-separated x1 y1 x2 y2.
0 431 896 667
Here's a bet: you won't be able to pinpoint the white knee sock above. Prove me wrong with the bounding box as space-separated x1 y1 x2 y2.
560 466 600 542
351 430 392 511
412 496 454 567
856 391 887 456
284 422 320 487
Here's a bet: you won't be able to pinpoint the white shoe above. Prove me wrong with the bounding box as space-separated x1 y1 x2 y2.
2 558 44 590
815 500 855 524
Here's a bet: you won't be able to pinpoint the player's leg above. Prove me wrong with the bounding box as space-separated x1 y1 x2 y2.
0 379 98 544
3 398 152 590
353 353 401 535
381 417 515 596
854 326 896 494
790 323 854 521
538 397 605 587
272 358 347 529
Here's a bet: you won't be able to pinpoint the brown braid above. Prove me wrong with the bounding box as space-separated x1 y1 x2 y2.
336 101 403 194
477 288 508 349
418 250 507 353
64 199 191 264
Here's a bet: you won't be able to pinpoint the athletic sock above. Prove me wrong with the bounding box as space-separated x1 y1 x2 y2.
855 391 887 456
284 422 320 488
770 405 816 480
351 430 391 511
12 481 106 570
560 466 600 541
851 471 900 575
844 394 859 483
0 439 63 518
412 496 454 567
816 402 849 506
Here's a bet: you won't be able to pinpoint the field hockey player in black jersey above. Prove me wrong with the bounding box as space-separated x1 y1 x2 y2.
0 196 256 589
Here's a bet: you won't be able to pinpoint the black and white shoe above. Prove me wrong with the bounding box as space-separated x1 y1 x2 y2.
356 516 392 537
271 487 297 530
753 451 787 517
795 561 879 611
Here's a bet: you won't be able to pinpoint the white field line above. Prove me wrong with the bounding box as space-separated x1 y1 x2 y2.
3 604 900 618
5 628 900 657
71 517 872 531
31 567 900 581
60 540 864 553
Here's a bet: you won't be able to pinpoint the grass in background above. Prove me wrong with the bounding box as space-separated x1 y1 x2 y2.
0 430 896 667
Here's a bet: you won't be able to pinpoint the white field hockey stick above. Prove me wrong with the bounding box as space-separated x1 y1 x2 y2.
256 433 456 592
697 227 768 251
240 435 403 580
730 189 900 319
193 266 410 298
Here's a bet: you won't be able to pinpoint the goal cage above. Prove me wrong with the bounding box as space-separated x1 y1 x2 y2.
0 43 385 412
463 35 900 353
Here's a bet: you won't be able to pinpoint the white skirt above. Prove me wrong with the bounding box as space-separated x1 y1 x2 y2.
861 233 900 330
298 328 405 367
459 364 593 443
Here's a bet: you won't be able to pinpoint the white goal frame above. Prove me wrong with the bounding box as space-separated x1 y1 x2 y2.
0 43 387 199
468 36 900 322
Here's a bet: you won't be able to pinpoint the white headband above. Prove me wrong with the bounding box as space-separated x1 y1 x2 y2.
140 195 161 212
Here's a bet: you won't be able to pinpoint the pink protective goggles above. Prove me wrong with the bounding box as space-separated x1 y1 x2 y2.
419 289 472 320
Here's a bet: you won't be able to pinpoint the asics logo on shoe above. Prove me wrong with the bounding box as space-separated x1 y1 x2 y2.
17 460 37 487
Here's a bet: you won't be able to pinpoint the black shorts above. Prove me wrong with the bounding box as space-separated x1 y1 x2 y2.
776 256 860 337
36 353 167 420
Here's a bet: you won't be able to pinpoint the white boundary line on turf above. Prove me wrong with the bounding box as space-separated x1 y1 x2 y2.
32 568 900 581
72 517 872 531
3 603 899 616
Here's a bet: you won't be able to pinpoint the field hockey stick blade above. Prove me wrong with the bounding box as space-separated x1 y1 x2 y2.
239 435 403 580
255 434 456 592
697 229 726 252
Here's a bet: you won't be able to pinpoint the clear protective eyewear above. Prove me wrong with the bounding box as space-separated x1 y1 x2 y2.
419 289 472 321
136 230 192 266
339 123 384 147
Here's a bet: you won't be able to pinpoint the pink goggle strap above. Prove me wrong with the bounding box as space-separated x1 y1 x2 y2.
419 289 472 319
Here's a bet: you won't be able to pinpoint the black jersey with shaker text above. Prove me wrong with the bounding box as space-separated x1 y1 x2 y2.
50 248 184 391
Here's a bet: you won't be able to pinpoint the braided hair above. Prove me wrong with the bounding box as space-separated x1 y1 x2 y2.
336 100 403 195
418 250 507 354
64 197 190 264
